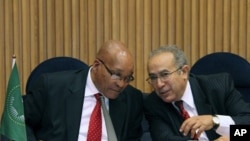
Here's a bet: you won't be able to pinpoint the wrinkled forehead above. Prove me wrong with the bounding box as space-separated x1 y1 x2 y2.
113 55 134 74
148 52 175 72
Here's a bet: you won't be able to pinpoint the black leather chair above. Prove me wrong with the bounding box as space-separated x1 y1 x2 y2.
190 52 250 103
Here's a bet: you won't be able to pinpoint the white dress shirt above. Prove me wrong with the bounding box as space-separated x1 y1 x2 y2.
78 68 108 141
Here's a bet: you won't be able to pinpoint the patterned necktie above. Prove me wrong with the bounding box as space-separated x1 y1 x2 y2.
175 100 198 140
87 94 102 141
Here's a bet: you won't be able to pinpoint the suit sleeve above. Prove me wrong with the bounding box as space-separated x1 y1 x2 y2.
124 87 144 141
24 75 48 141
222 73 250 124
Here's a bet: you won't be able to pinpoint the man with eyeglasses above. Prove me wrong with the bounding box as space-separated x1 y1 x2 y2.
24 40 143 141
143 46 250 141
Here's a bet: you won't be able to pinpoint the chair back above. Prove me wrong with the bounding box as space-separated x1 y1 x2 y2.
26 56 88 93
190 52 250 103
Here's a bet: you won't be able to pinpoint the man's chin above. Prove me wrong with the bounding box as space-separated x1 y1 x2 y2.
106 93 120 99
161 95 173 103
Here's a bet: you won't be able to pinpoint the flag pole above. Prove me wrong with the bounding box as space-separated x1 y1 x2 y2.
12 55 16 68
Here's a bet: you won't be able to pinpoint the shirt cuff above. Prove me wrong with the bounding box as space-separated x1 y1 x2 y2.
216 115 235 136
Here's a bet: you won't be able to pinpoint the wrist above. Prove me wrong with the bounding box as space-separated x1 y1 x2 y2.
212 115 220 130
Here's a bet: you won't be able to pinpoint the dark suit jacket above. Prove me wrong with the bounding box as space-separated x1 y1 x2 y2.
24 68 143 141
144 73 250 141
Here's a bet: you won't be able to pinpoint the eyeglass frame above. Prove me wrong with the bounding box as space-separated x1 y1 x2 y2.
146 66 182 84
97 58 134 83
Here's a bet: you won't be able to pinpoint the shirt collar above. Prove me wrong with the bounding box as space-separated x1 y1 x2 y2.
181 81 196 110
85 67 99 96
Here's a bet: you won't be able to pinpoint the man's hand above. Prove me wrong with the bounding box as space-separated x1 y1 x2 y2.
179 115 214 138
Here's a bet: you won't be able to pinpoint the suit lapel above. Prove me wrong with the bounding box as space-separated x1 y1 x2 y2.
189 75 220 140
190 76 212 114
65 69 88 141
109 92 127 139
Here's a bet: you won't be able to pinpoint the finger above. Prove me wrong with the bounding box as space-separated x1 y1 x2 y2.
179 118 189 131
190 122 203 138
179 119 189 132
190 128 197 138
180 118 195 130
181 119 196 136
195 125 206 137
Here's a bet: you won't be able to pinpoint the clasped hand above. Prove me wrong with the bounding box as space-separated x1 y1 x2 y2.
179 115 214 138
179 115 229 141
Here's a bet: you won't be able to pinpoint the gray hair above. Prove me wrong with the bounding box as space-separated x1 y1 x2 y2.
149 45 187 68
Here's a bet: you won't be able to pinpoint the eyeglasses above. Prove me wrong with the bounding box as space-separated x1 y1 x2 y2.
146 67 182 84
97 58 134 83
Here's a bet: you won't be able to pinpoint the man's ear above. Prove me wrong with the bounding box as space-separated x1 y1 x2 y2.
181 65 190 74
91 59 101 71
93 59 101 66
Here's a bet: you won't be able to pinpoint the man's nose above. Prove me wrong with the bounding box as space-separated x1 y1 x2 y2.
154 77 165 88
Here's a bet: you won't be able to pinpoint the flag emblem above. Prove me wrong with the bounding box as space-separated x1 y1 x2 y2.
0 58 27 141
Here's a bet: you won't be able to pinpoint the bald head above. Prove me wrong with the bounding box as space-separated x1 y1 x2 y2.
97 40 132 59
97 40 133 66
91 40 134 99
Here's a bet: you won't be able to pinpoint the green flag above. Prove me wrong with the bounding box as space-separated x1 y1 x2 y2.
0 59 27 141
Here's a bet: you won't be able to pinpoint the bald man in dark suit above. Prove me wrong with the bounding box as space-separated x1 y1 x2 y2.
24 40 143 141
